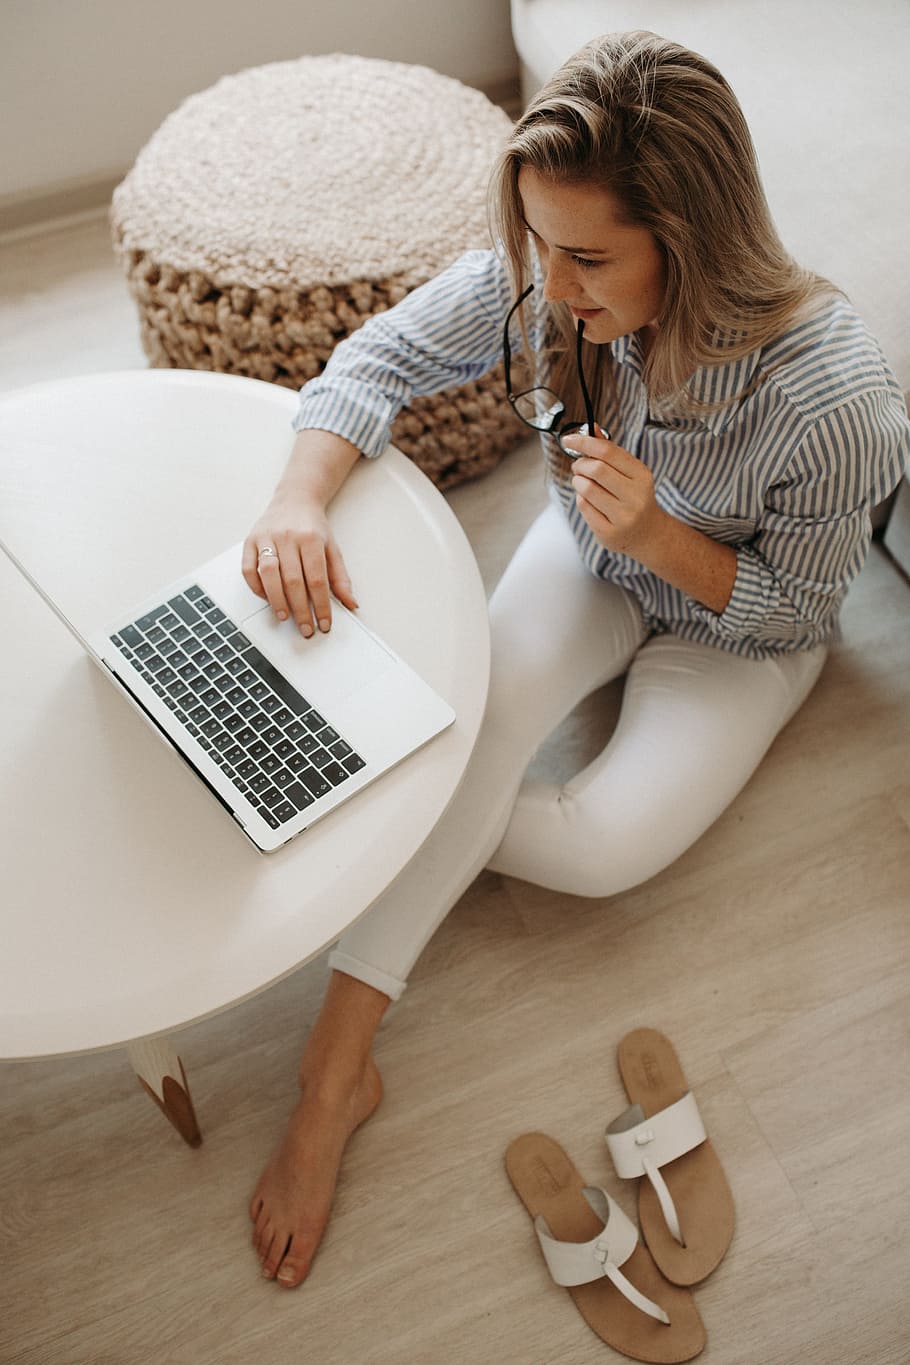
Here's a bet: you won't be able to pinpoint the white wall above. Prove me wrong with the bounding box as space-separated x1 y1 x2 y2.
1 0 518 203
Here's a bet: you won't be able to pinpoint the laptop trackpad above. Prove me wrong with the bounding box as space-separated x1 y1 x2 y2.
241 602 395 706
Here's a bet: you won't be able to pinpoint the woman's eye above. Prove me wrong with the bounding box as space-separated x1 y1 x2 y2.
572 255 601 270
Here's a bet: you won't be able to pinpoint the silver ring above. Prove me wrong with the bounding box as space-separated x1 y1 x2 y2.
258 546 277 559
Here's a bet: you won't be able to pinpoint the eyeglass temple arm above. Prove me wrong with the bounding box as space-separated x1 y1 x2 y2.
576 320 597 436
503 282 535 392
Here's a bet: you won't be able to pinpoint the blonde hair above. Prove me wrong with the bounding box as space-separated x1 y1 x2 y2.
490 31 834 445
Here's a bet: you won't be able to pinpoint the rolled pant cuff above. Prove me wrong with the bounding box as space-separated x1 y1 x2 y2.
327 949 408 1002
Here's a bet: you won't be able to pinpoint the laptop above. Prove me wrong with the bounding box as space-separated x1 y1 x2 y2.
32 539 455 852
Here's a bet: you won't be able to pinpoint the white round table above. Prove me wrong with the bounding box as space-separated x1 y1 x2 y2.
0 370 490 1141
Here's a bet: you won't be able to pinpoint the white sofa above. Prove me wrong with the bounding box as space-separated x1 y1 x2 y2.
510 0 910 553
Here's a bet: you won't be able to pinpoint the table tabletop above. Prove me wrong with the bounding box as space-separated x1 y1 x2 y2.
0 370 490 1059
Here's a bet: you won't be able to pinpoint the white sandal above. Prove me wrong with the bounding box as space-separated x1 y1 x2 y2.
606 1029 735 1285
506 1131 705 1362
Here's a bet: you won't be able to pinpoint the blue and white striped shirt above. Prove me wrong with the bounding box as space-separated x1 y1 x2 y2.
294 249 909 658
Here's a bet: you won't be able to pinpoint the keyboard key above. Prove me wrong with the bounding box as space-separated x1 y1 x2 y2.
311 748 334 770
260 785 284 809
274 739 294 760
298 766 332 799
147 626 166 644
261 754 281 774
119 624 142 648
262 725 283 746
160 613 179 630
321 760 350 787
198 596 215 612
330 740 353 759
224 714 244 734
273 801 299 824
249 740 269 761
226 686 246 706
342 753 366 774
283 779 319 808
273 769 295 789
242 646 312 717
185 585 204 601
274 707 294 728
137 605 168 631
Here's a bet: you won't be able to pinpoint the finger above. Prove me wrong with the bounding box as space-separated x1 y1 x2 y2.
571 461 626 507
325 540 358 611
256 545 291 622
241 537 268 599
297 532 333 633
575 489 616 540
272 537 316 637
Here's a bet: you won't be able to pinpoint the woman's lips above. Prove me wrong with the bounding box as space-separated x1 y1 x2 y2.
569 306 604 321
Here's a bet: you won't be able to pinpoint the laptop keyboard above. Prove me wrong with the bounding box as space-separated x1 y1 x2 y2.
110 584 366 829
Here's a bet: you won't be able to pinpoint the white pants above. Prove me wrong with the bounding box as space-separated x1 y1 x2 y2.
329 503 827 1001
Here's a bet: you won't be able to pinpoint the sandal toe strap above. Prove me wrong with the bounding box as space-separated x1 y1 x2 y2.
605 1092 707 1246
533 1187 670 1324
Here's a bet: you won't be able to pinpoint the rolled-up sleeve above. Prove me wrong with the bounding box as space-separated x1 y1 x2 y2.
292 248 515 456
690 384 909 647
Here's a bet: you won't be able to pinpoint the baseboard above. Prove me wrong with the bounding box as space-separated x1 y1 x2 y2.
0 171 124 240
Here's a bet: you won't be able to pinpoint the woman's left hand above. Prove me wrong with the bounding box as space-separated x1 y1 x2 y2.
565 426 664 562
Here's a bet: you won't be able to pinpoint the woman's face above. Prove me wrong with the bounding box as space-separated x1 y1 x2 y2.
518 167 667 347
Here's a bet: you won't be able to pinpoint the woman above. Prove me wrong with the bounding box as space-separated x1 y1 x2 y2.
243 32 908 1287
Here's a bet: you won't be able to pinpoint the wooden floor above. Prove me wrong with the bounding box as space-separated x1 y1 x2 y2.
1 214 909 1365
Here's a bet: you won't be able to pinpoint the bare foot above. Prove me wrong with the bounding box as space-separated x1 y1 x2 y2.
250 1055 383 1287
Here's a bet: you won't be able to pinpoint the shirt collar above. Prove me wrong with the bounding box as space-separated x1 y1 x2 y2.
610 327 766 435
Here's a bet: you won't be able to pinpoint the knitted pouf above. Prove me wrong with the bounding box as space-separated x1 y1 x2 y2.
111 54 522 489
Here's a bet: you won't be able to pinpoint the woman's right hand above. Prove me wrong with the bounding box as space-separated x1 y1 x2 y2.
241 430 363 635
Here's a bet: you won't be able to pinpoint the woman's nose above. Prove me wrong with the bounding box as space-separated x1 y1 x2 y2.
541 254 576 303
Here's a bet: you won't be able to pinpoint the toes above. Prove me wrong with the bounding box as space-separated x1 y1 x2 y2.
261 1233 291 1281
249 1191 264 1222
253 1217 274 1265
276 1242 310 1289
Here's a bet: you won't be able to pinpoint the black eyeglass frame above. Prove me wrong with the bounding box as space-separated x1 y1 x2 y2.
502 283 600 454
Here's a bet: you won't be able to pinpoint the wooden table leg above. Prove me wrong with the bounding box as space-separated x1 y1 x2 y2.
127 1037 202 1147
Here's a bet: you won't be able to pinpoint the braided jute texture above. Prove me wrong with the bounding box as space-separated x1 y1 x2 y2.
111 54 523 488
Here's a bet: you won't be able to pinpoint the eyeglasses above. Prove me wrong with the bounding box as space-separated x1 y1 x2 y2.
502 283 601 455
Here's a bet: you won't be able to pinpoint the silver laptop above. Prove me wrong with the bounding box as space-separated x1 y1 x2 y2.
69 541 455 852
